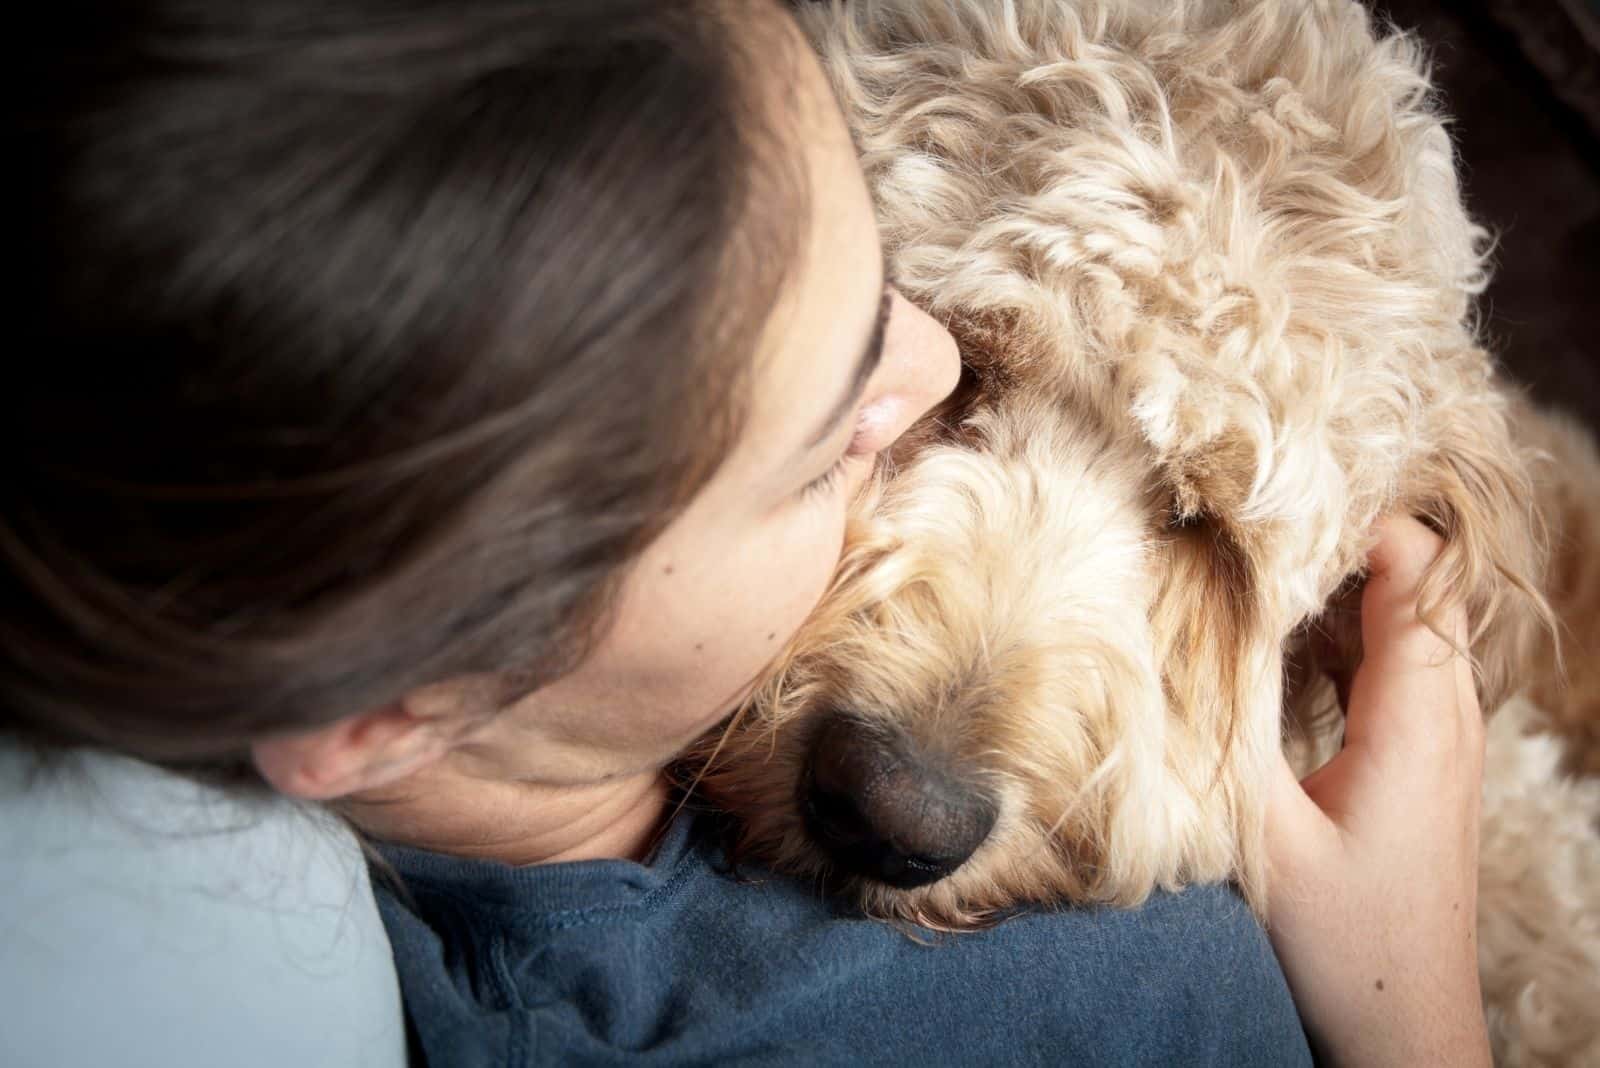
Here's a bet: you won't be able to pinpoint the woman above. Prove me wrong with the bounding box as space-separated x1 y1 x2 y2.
5 0 1487 1064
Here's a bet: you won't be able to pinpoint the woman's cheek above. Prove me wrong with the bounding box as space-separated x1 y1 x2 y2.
758 501 849 645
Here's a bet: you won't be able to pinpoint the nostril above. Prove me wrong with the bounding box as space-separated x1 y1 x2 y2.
803 714 997 890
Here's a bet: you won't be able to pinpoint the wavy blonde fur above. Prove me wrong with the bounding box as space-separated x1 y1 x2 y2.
689 1 1594 1060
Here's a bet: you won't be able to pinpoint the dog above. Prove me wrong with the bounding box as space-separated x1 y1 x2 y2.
686 1 1600 1062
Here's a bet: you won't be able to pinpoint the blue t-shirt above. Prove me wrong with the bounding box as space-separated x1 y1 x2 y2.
374 808 1311 1066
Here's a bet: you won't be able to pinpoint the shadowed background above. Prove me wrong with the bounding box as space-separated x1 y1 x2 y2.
1378 0 1600 433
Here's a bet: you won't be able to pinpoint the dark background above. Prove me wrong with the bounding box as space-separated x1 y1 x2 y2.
1375 0 1600 432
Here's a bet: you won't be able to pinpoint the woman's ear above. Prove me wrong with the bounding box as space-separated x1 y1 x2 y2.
251 702 454 801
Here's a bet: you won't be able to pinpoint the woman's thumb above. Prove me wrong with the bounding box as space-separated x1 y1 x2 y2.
1342 516 1473 757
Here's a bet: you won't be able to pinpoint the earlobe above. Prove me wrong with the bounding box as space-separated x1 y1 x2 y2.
251 703 444 800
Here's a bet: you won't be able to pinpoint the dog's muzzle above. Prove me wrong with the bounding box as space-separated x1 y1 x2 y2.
801 714 997 890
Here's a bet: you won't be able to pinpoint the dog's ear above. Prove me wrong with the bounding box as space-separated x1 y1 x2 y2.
1282 386 1558 766
1149 513 1283 916
1398 387 1554 709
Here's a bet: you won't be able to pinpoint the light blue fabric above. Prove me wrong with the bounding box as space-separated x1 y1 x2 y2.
0 743 406 1068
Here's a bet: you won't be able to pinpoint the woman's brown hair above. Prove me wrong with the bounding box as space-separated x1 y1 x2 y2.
3 0 807 777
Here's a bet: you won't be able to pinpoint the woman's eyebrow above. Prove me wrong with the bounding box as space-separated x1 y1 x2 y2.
802 268 896 451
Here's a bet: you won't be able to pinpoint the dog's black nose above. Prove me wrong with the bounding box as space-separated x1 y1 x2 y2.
802 714 997 889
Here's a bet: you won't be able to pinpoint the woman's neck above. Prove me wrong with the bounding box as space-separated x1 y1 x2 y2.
339 763 670 866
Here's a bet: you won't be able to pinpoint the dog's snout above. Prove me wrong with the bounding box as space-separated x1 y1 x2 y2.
803 714 997 890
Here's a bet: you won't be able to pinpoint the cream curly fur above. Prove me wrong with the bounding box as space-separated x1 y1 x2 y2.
689 0 1600 1062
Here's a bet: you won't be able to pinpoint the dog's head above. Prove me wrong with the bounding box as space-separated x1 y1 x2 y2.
687 0 1551 928
692 395 1270 926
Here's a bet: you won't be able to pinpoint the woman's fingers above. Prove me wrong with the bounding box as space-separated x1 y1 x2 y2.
1267 516 1480 860
1342 516 1479 765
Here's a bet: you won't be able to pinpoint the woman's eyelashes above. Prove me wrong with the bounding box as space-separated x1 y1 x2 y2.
800 442 857 500
800 412 885 500
800 422 864 498
798 391 910 501
799 286 901 503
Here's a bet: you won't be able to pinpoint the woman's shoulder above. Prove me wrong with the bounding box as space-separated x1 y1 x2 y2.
376 809 1310 1066
0 742 406 1068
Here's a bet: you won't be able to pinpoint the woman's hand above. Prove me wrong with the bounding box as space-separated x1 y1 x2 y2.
1265 515 1491 1067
